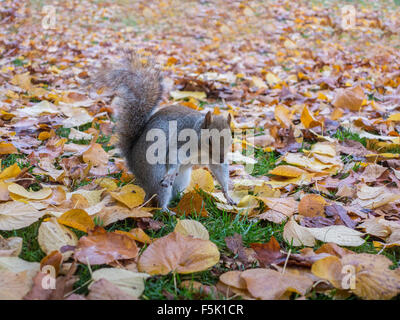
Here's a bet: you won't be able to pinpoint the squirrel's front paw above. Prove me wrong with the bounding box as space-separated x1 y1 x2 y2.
160 172 178 188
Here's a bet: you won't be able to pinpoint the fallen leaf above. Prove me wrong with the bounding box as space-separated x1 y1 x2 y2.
332 85 365 111
138 231 219 275
241 268 313 300
174 219 210 240
312 253 400 299
110 184 146 209
298 194 327 217
0 201 44 231
250 236 286 267
8 183 52 200
187 168 214 192
38 218 78 259
58 209 95 232
74 227 139 265
90 268 149 298
0 235 23 257
175 190 208 217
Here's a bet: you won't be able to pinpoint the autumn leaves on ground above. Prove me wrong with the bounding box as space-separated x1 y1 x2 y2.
1 0 400 300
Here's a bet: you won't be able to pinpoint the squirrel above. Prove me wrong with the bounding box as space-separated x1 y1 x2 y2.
87 51 234 212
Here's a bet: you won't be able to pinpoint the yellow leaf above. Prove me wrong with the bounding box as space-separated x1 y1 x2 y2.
274 105 291 128
95 178 118 191
110 184 146 209
8 183 52 200
268 165 307 178
170 91 206 100
266 72 280 86
58 209 95 232
38 131 51 141
123 228 152 244
0 163 21 180
187 168 214 192
251 76 267 89
0 142 18 155
388 113 400 122
301 105 321 129
174 219 210 240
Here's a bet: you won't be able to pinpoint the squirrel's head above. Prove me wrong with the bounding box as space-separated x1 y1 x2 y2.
201 111 232 164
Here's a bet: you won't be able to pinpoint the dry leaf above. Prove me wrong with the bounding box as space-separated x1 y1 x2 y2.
90 268 149 298
38 218 78 259
332 85 365 111
241 268 313 300
175 190 208 217
187 168 215 192
298 194 327 217
0 235 23 257
8 183 52 200
110 184 146 209
75 227 139 265
0 201 44 231
174 219 210 240
138 231 219 275
58 209 95 232
312 253 400 300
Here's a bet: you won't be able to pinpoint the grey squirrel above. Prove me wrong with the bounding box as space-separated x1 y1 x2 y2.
88 52 234 212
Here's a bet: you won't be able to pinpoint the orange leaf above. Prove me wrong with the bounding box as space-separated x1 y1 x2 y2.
175 191 208 217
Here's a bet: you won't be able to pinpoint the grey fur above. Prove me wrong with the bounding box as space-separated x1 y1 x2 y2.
88 52 233 211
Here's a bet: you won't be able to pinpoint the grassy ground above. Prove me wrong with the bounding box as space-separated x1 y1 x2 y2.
1 126 400 300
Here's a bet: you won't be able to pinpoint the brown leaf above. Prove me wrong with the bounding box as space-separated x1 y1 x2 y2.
332 85 365 111
298 194 327 217
250 236 286 267
225 233 252 266
241 268 313 300
137 217 165 231
74 227 139 265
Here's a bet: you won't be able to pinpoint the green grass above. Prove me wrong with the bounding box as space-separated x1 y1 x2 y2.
0 220 46 262
0 154 29 170
332 128 367 147
251 149 279 177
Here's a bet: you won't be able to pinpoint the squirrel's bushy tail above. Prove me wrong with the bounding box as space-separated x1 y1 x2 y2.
88 51 163 163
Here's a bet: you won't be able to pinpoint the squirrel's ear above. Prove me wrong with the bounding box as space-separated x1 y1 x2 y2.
227 113 232 126
203 111 213 128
